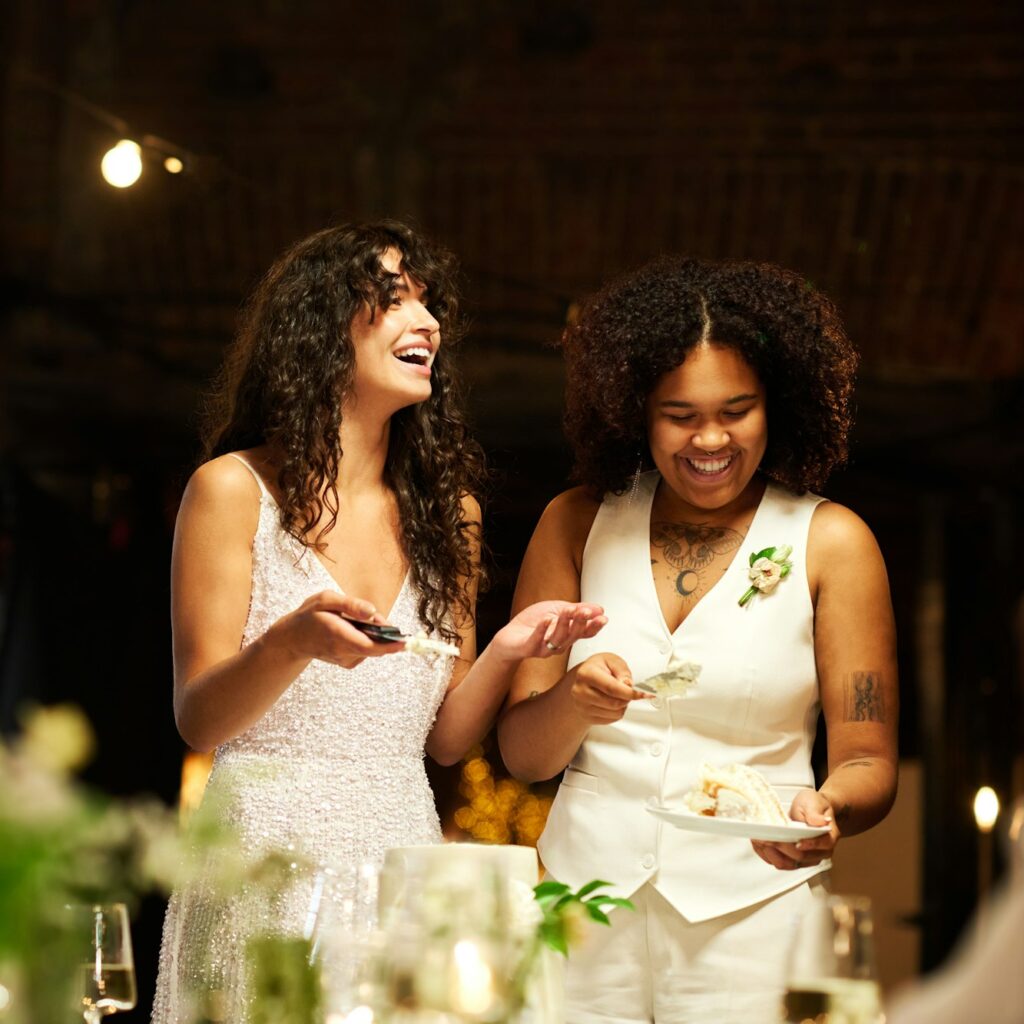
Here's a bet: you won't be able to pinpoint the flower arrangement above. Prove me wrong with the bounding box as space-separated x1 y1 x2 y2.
0 704 283 1024
1 707 635 1024
738 544 794 606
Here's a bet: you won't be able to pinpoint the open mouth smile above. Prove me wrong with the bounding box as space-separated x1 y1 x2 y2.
393 345 433 375
683 454 735 477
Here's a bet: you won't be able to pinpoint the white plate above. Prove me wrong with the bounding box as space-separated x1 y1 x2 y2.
646 805 830 842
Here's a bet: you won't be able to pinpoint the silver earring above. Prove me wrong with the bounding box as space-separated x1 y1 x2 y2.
628 451 643 504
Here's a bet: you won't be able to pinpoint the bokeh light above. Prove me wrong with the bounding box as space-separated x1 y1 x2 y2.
100 139 143 188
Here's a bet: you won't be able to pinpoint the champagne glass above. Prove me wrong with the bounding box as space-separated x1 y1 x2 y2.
307 861 383 1020
782 894 883 1024
72 903 137 1023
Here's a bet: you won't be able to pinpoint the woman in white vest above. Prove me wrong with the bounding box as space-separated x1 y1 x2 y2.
498 256 899 1023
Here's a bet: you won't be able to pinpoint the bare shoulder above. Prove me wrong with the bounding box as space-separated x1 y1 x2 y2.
179 453 263 536
539 485 601 534
808 500 883 559
185 453 261 502
532 486 602 572
807 500 889 602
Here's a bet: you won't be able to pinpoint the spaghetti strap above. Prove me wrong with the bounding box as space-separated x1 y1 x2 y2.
226 452 271 498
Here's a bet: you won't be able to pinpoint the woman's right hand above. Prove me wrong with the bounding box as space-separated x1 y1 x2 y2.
268 590 406 669
569 652 645 724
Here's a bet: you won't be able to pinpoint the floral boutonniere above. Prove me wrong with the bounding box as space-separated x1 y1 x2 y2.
739 544 793 607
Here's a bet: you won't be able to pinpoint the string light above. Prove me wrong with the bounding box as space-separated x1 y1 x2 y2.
973 786 1000 834
163 155 184 174
100 139 143 188
453 747 553 846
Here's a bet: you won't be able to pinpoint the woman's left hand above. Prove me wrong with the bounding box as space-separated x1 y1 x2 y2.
751 789 839 871
490 600 607 662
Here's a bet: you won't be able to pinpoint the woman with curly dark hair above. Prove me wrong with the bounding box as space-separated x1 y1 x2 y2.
152 221 605 1023
499 256 898 1023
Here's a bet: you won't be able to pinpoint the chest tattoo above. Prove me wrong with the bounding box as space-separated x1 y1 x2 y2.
651 521 744 603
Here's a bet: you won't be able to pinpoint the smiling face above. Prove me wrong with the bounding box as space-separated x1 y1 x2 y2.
644 342 768 515
347 248 441 416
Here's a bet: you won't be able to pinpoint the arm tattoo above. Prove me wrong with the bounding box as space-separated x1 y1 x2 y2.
651 521 743 601
843 672 886 723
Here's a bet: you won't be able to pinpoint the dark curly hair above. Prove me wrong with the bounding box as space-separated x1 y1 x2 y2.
562 255 858 496
203 220 486 642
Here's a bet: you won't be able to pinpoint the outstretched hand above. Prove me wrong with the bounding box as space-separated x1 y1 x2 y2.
490 600 607 662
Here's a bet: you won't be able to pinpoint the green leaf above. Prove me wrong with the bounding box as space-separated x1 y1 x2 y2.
584 905 611 926
587 896 635 910
780 564 792 578
574 879 611 899
533 880 570 899
538 919 569 956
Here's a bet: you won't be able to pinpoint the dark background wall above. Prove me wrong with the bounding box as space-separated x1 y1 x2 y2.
2 1 1022 1017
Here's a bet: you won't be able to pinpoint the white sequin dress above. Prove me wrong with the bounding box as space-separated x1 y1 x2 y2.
152 459 453 1023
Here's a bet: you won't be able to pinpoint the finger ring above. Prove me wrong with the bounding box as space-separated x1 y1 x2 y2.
545 640 561 652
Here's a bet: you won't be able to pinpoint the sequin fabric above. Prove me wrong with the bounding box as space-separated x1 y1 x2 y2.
152 484 453 1023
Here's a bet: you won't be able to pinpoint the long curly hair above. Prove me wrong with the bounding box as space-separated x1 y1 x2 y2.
562 255 858 497
203 221 486 642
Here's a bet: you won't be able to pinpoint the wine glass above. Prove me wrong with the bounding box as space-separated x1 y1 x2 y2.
782 894 883 1024
71 903 137 1023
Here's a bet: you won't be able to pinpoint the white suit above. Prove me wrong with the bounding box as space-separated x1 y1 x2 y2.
537 472 830 1021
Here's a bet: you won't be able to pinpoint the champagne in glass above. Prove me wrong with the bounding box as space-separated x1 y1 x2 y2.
782 894 883 1024
72 903 137 1022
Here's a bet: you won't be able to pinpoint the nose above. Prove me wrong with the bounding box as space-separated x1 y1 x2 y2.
692 426 730 452
412 302 439 338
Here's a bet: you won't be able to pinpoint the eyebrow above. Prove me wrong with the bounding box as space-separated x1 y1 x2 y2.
393 277 429 299
659 393 760 408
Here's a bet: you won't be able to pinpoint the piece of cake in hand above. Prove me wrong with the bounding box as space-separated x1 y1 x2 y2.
683 762 790 825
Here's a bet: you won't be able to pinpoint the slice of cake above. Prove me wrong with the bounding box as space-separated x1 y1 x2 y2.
683 762 790 825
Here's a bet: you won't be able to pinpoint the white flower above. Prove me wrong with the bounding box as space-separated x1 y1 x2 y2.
507 878 543 948
749 557 783 593
739 543 795 607
16 704 95 775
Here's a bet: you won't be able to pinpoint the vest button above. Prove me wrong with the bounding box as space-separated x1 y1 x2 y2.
650 742 664 756
641 853 656 869
645 795 659 808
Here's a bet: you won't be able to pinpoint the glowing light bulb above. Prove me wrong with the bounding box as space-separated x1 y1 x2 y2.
163 155 184 174
974 786 1000 833
101 139 142 188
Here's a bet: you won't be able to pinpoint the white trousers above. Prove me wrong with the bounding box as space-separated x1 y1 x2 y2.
561 875 829 1024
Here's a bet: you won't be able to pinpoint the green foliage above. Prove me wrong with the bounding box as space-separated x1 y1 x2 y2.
532 880 635 957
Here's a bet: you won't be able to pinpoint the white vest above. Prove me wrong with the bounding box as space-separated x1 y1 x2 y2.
537 472 830 923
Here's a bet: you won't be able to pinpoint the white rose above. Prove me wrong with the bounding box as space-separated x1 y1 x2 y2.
749 557 782 593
